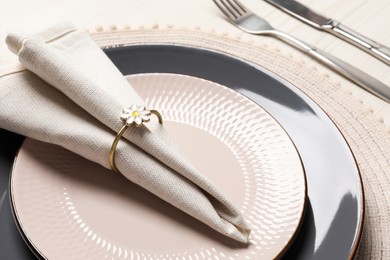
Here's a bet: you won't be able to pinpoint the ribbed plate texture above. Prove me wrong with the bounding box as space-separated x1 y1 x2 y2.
11 74 306 259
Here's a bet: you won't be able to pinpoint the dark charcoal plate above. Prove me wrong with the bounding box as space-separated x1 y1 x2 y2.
0 44 363 259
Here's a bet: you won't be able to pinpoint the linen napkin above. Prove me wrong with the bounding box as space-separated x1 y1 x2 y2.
1 22 250 243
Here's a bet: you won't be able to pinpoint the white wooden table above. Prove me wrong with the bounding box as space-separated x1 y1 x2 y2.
1 1 389 258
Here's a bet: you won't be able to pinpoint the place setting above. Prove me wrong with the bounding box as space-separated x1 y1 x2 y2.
0 1 389 259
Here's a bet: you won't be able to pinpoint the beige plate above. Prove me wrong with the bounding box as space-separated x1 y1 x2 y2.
11 74 306 259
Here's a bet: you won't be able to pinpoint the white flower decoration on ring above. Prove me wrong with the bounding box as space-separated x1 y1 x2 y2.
110 105 163 173
120 104 151 127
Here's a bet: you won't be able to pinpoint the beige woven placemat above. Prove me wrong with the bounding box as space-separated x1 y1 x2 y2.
90 27 390 259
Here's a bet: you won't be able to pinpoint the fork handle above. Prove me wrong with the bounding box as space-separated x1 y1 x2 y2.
273 30 390 102
326 20 390 66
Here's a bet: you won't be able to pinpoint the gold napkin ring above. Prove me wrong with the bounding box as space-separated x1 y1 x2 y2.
109 105 163 173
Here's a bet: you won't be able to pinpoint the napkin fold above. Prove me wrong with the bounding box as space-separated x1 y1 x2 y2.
1 22 250 243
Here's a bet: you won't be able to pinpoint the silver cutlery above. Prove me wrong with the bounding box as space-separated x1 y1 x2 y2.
212 0 390 102
263 0 390 66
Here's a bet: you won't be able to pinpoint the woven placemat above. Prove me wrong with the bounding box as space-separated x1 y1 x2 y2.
90 26 390 259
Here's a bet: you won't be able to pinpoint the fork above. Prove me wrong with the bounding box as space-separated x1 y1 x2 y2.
212 0 390 102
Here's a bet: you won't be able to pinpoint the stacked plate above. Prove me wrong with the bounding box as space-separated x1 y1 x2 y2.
0 44 364 259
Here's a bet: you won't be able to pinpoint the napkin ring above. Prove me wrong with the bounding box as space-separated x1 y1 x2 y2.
109 105 163 173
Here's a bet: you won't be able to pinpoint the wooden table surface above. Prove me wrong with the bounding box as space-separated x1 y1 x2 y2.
1 1 389 259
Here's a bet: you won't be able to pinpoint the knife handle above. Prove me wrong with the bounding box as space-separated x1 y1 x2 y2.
273 30 390 102
326 20 390 66
309 48 390 102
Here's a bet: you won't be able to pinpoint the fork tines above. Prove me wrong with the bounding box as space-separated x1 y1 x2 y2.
213 0 248 20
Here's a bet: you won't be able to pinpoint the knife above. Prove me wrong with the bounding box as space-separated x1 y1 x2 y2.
264 0 390 66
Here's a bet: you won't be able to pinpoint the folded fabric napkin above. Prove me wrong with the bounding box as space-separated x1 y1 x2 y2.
0 22 250 243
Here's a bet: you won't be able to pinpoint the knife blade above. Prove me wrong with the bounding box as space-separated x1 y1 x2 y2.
264 0 390 66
